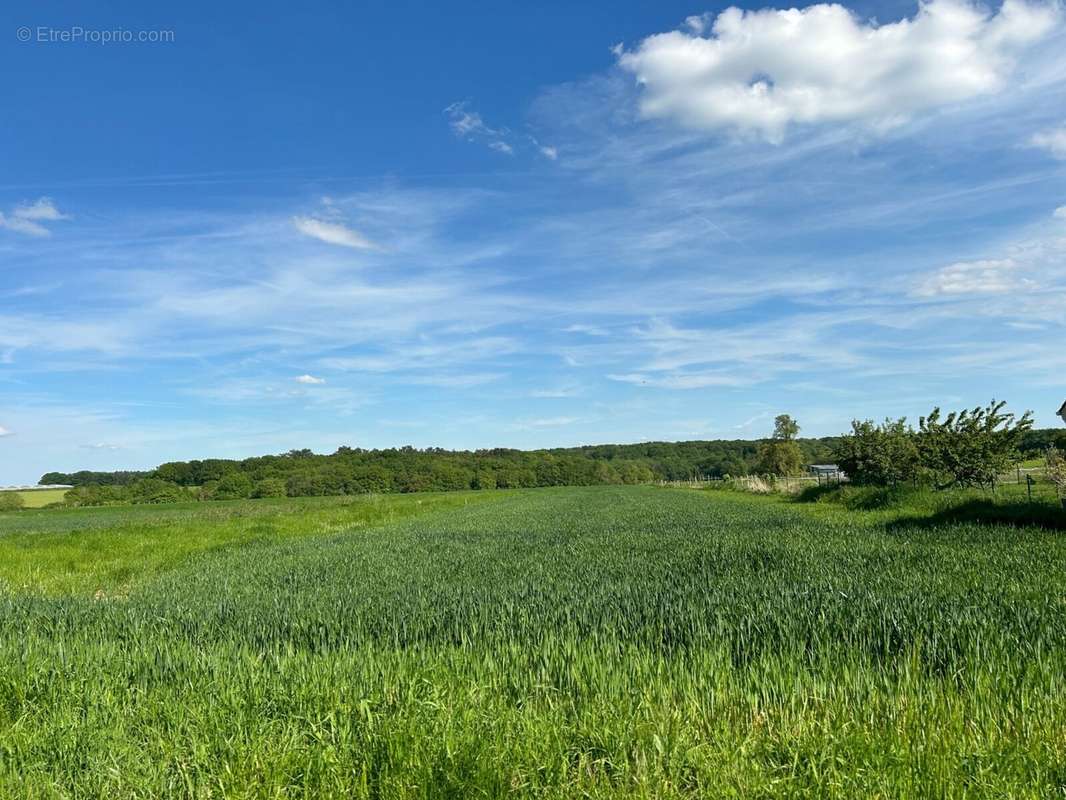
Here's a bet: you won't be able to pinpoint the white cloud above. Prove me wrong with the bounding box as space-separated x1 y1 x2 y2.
445 101 521 155
292 216 376 249
0 426 12 437
916 258 1032 296
445 101 496 138
618 0 1059 142
295 374 326 385
79 442 123 450
513 416 581 428
1054 205 1066 219
1033 126 1066 158
608 371 750 389
15 198 67 221
0 197 69 237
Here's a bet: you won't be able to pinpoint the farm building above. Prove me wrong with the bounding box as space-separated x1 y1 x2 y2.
807 464 845 481
1059 400 1066 425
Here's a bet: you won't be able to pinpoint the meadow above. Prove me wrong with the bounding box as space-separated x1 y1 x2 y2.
1 488 68 508
0 486 1064 798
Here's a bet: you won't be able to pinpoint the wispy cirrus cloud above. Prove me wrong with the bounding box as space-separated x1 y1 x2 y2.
292 216 377 249
916 258 1029 296
445 101 557 159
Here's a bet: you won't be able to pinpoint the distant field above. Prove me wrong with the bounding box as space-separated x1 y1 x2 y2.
1 488 68 508
0 486 1064 798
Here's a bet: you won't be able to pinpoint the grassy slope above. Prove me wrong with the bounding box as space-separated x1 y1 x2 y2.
0 491 502 594
0 488 67 508
1 486 1065 798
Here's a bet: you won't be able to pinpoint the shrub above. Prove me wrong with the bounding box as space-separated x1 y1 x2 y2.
128 479 189 505
0 492 25 511
917 400 1033 490
214 472 255 500
253 477 288 498
834 418 919 486
1047 447 1066 499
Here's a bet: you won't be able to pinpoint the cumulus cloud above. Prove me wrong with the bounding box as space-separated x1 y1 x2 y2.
1031 125 1066 158
0 197 69 237
0 425 12 437
295 374 326 385
916 258 1033 296
618 0 1059 142
292 216 376 249
1054 205 1066 220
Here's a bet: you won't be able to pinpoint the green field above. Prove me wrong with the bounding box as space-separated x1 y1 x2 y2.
1 488 69 508
1 487 1064 798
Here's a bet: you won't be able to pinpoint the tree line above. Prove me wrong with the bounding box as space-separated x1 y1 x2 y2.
29 402 1063 507
833 400 1064 490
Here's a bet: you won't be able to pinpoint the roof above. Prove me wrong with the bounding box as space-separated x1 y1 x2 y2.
808 464 841 471
1059 400 1066 418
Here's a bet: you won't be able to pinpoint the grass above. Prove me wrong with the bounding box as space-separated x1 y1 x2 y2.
1 488 68 508
0 491 501 595
0 486 1064 798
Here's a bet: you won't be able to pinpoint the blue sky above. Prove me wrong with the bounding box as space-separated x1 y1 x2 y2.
2 0 1065 483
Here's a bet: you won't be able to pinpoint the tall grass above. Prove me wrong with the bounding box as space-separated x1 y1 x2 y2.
0 486 1064 797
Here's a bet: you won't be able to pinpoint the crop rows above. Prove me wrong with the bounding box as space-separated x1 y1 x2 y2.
0 486 1064 798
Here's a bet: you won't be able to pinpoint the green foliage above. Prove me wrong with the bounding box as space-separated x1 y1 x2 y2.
63 484 133 507
0 487 1064 797
39 469 148 486
756 414 804 476
253 477 288 498
35 410 1061 504
917 400 1034 489
0 492 25 512
834 418 920 485
1046 447 1066 497
126 478 191 505
772 413 800 441
213 471 255 500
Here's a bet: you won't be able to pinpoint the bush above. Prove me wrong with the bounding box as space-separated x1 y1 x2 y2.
63 485 130 507
214 472 254 500
1047 447 1066 499
128 479 188 505
0 492 25 511
834 418 919 486
917 400 1033 490
253 477 288 498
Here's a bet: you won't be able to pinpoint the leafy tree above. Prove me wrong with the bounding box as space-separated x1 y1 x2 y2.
772 414 800 441
917 400 1033 490
1046 447 1066 499
63 484 130 507
253 477 288 498
834 418 919 486
757 414 804 476
128 479 188 505
0 492 25 511
213 472 254 500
